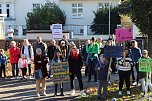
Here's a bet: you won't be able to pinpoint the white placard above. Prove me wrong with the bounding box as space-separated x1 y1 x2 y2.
52 24 62 39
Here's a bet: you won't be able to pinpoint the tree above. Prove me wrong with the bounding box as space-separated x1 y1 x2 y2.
118 0 152 57
26 2 66 30
90 7 121 35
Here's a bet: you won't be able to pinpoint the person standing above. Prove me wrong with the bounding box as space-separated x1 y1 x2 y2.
34 48 48 97
7 26 14 40
58 35 69 47
33 36 47 56
68 46 86 96
21 39 34 78
9 41 20 80
47 39 60 78
87 37 99 82
96 55 109 100
117 48 132 95
60 41 68 61
130 40 142 85
0 49 7 79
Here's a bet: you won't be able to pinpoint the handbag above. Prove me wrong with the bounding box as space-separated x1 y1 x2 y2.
34 68 43 80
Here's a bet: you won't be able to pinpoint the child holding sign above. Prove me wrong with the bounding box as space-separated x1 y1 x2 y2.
139 49 152 95
52 49 64 96
117 48 132 96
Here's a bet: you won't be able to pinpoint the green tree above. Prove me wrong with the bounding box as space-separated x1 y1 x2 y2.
118 0 152 56
26 2 66 30
90 7 121 34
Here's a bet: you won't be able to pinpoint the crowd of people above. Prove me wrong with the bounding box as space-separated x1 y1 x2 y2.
0 34 151 100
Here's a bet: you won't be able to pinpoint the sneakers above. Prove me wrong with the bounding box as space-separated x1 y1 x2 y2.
16 76 19 80
11 77 16 80
132 82 137 86
71 89 76 95
37 93 40 97
80 90 86 96
119 91 122 95
43 92 47 96
127 90 131 95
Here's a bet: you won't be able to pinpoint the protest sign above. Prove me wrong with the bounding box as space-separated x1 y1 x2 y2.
116 28 133 42
103 46 123 58
52 24 62 39
139 59 152 72
52 62 70 84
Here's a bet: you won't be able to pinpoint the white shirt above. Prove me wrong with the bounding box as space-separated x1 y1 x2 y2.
24 45 30 61
7 28 14 38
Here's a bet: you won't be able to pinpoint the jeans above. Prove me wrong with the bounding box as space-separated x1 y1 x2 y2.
98 80 108 98
87 59 98 81
0 64 6 78
131 63 139 83
11 63 19 77
48 60 53 78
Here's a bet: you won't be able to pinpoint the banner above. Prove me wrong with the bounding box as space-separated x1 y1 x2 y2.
116 28 133 42
103 46 123 58
52 24 62 39
52 62 70 84
139 59 152 72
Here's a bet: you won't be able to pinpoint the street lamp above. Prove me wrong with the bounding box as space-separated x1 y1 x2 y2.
109 0 111 36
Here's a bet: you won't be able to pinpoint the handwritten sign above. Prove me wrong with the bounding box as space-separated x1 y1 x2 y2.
52 62 70 84
52 24 62 39
139 59 152 72
116 28 133 42
103 46 123 58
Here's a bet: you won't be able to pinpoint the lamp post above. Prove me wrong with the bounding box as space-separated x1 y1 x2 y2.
108 0 111 36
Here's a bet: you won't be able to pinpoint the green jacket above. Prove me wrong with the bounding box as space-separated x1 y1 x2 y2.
86 42 99 58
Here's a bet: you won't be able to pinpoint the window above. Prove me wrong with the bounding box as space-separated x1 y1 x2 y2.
98 3 103 10
105 3 109 8
0 4 2 14
33 3 40 9
6 4 10 17
72 3 83 18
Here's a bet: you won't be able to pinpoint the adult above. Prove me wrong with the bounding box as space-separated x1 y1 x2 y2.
33 36 47 56
58 35 69 47
21 39 34 78
68 46 86 96
47 39 60 78
87 37 99 82
60 40 68 61
9 41 20 79
7 26 14 40
130 40 142 85
96 37 104 55
34 48 48 97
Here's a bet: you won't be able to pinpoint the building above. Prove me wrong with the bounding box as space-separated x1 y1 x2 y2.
0 0 138 40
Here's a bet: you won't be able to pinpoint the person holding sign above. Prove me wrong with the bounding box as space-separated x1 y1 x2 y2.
117 48 133 96
34 48 48 97
52 49 64 96
68 46 86 96
139 49 152 95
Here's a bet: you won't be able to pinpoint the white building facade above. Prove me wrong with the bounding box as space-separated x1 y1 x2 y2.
0 0 134 40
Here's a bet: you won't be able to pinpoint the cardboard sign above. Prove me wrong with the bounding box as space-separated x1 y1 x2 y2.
52 62 70 84
139 59 152 72
103 46 123 58
116 28 133 42
52 24 62 39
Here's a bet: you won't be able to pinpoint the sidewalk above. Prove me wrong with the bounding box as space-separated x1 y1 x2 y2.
0 68 119 101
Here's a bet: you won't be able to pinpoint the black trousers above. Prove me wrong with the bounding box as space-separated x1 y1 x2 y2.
28 64 31 76
119 70 131 91
131 63 139 83
55 83 63 94
0 64 6 77
70 72 83 91
21 68 27 77
88 60 97 81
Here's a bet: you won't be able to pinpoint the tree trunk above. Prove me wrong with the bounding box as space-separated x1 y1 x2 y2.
148 34 152 57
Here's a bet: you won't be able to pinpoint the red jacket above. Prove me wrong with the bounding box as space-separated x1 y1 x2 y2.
9 46 20 63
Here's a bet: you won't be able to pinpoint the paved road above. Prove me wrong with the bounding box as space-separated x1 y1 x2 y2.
0 68 119 101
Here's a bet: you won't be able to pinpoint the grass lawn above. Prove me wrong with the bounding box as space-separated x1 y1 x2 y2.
75 81 152 101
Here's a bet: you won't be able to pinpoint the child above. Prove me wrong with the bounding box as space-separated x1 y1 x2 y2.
96 55 109 100
0 49 7 79
139 49 152 95
117 48 132 96
52 50 64 96
18 54 28 80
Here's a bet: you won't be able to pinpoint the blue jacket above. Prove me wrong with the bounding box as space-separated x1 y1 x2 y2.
96 60 109 80
130 47 142 62
0 54 7 65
